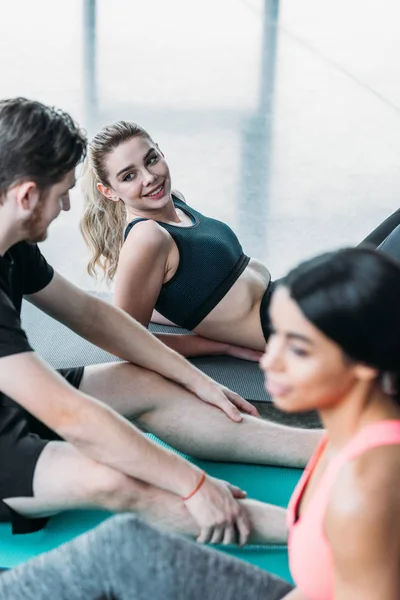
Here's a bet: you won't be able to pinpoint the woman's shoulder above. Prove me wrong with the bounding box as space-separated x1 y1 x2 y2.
171 188 187 204
325 444 400 595
327 443 400 527
123 219 172 253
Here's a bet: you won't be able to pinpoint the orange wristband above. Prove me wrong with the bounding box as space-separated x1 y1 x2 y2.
183 470 206 501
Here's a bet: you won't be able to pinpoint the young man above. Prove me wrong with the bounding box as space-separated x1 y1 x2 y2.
0 98 319 544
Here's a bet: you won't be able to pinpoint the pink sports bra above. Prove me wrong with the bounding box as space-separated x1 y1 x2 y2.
287 420 400 600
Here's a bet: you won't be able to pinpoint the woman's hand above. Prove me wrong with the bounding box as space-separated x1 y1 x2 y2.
184 475 251 546
187 375 260 421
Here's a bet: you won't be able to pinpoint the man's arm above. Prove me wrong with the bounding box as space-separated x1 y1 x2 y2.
27 273 258 419
0 350 251 543
0 351 201 497
325 455 400 600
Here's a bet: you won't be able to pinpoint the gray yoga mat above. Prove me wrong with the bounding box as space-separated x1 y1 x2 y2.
21 298 271 402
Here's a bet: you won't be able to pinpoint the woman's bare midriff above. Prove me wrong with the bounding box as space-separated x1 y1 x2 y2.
193 258 271 351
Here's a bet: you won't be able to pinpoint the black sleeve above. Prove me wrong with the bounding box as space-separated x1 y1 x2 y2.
21 243 54 295
359 209 400 248
0 289 33 359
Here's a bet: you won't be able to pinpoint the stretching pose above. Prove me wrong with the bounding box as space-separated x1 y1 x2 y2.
81 121 400 359
81 121 275 356
2 246 399 600
0 98 319 544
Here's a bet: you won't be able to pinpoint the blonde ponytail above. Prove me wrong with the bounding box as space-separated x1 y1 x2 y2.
79 120 153 281
80 158 127 280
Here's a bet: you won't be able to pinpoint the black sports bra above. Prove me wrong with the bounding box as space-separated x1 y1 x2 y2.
124 196 250 329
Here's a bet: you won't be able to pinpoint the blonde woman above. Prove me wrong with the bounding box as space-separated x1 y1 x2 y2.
81 121 400 358
80 121 275 358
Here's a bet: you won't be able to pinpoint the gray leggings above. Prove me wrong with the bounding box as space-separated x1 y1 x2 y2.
0 515 293 600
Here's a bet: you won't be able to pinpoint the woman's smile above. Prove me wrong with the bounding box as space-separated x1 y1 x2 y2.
265 377 292 398
142 181 166 200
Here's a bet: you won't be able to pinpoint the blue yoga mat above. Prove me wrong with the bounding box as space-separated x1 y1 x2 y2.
0 437 302 583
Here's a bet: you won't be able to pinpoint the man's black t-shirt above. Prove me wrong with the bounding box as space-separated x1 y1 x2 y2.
0 242 55 532
0 241 54 363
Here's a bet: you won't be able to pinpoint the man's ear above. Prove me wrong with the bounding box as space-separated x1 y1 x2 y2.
97 182 119 202
15 181 40 212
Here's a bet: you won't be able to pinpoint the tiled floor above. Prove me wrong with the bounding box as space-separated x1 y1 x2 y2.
1 0 400 290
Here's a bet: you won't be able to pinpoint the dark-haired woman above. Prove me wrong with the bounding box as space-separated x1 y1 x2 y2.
261 246 400 599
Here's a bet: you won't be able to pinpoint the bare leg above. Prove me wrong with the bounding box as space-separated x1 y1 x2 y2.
80 362 322 467
4 441 287 544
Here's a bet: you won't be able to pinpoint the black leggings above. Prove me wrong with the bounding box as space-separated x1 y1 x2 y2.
260 280 276 342
259 208 400 342
359 208 400 261
359 209 400 248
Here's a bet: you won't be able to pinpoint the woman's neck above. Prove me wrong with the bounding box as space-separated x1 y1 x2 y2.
126 195 181 225
319 383 400 453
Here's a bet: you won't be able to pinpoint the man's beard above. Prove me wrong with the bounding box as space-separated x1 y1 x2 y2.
23 195 49 243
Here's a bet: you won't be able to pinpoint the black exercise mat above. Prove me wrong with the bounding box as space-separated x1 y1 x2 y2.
21 299 271 402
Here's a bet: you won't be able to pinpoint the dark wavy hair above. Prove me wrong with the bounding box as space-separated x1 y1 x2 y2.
0 97 87 195
280 247 400 399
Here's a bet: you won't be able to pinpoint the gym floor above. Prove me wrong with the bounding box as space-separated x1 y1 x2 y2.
2 0 399 427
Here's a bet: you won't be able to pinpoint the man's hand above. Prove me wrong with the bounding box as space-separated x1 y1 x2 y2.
184 475 251 546
187 375 260 421
28 274 259 422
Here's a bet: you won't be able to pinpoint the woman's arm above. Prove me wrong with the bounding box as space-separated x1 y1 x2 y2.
151 309 178 326
155 333 262 361
114 219 172 327
116 219 261 362
114 222 230 356
325 454 400 600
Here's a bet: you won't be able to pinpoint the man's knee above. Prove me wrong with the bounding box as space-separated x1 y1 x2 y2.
32 442 150 514
88 465 149 512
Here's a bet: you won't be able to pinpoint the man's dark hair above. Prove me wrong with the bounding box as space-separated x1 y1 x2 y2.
0 97 87 195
